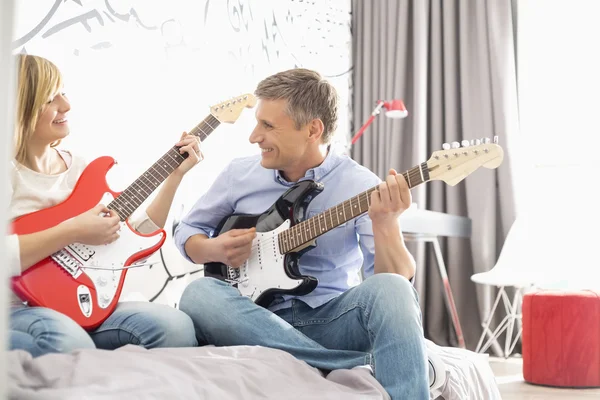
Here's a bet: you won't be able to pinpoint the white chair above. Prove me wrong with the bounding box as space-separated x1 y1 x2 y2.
471 161 600 359
470 217 536 358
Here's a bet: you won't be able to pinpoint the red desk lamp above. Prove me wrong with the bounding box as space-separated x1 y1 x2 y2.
351 99 408 145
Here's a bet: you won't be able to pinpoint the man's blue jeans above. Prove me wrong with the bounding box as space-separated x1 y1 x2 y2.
10 301 198 357
179 273 429 400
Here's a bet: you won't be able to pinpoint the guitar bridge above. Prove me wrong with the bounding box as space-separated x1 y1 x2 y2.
51 249 83 278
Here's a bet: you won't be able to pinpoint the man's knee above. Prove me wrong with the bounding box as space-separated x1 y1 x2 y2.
361 273 421 318
149 308 198 348
179 277 235 317
362 273 416 299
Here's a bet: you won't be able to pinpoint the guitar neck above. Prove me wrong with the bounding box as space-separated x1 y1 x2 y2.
107 114 221 221
279 162 430 254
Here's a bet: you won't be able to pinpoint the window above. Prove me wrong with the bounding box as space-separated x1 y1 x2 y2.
516 0 600 212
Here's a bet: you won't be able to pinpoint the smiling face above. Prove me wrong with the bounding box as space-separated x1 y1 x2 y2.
32 90 71 146
249 68 340 181
249 99 312 172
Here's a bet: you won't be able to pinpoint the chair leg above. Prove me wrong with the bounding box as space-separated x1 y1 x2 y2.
475 285 525 358
476 286 506 356
480 314 511 355
504 287 525 358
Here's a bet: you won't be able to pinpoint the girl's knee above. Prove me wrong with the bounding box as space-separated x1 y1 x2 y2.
10 309 95 356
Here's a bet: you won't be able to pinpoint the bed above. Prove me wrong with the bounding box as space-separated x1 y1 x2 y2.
7 339 501 400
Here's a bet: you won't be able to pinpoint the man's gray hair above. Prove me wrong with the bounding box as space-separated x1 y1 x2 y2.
255 68 338 144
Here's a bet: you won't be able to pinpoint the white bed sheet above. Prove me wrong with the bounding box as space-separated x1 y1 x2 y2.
7 342 501 400
8 345 389 400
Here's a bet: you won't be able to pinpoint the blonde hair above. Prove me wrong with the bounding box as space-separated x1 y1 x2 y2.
14 54 64 164
255 68 338 144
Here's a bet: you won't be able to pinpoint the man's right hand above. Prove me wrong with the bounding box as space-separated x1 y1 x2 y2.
214 228 256 268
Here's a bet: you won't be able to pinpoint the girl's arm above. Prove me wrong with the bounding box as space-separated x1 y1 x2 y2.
135 132 202 232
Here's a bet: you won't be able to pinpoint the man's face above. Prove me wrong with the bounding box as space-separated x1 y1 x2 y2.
249 99 311 172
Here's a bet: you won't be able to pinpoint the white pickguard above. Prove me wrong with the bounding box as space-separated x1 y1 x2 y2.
232 220 303 301
50 193 164 314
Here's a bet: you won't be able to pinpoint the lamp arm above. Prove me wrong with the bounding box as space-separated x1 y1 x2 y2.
350 101 385 145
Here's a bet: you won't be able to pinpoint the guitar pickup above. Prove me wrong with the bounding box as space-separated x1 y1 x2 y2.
67 243 96 261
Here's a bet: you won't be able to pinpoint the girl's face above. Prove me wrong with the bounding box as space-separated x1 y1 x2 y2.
32 90 71 145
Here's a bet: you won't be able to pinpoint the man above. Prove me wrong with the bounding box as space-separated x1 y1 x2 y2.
174 68 429 399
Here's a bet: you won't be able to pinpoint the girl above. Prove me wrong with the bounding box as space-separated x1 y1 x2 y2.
7 54 201 357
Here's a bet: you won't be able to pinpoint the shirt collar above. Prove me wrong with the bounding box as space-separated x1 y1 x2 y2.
274 145 340 186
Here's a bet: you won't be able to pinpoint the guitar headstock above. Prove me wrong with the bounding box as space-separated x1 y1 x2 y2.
427 137 504 186
210 94 257 123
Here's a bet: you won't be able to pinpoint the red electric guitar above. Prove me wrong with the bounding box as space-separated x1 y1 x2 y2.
10 94 256 330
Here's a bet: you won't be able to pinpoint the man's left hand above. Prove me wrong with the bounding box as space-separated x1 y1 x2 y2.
368 169 411 230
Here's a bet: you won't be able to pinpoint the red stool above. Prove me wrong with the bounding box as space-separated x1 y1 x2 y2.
522 290 600 387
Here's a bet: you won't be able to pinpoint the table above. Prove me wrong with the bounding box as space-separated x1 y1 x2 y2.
400 206 472 349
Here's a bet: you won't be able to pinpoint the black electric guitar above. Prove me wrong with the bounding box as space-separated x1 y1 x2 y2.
204 138 504 307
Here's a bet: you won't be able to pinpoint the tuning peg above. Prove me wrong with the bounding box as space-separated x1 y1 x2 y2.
442 143 451 150
493 135 499 144
483 137 491 144
451 141 460 149
461 140 470 147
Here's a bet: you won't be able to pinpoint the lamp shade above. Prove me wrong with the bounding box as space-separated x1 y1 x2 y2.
383 100 408 119
350 99 408 145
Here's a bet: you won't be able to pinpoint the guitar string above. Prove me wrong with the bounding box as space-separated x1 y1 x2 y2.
109 115 221 219
246 183 409 255
235 165 425 260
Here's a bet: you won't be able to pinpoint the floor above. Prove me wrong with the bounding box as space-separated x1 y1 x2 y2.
490 356 600 399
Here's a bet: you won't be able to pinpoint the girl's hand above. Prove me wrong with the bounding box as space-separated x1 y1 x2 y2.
175 132 203 175
64 204 121 245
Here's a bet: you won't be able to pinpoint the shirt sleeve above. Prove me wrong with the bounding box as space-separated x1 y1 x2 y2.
7 234 21 277
129 210 161 234
355 174 383 279
356 212 376 278
173 161 236 262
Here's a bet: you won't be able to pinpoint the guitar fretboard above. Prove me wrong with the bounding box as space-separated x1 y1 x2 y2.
107 114 221 221
278 162 430 254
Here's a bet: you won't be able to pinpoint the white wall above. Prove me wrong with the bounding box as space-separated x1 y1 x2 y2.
12 0 352 305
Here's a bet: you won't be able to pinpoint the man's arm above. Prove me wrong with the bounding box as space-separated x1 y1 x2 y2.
372 220 416 278
183 233 211 264
173 162 235 263
361 169 416 279
173 161 256 268
183 228 256 267
357 213 416 280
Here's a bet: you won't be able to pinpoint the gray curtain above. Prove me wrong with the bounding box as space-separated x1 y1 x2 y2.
350 0 518 351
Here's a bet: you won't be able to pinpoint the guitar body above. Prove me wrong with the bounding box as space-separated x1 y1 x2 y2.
204 180 322 307
10 156 166 331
